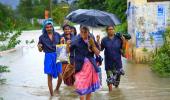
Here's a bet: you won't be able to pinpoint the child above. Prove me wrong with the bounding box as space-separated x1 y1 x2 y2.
95 55 103 85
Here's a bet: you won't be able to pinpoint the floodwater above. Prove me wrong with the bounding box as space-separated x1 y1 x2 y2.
0 30 170 100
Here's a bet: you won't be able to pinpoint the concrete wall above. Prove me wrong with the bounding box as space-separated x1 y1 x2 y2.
127 0 170 63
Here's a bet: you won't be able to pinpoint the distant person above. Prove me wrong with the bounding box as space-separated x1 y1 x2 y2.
70 25 100 100
95 55 103 86
37 18 62 96
70 26 77 36
100 25 126 91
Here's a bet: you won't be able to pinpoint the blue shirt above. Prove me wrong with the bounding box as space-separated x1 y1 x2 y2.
38 32 61 53
70 35 99 73
101 35 123 71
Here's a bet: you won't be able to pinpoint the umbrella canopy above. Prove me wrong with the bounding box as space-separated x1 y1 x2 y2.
66 9 121 27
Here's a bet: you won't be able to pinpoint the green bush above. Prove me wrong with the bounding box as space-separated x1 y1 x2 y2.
0 65 10 84
151 27 170 77
0 19 22 51
52 4 69 26
115 22 127 33
0 3 22 51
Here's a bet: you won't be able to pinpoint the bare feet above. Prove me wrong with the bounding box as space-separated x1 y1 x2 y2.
50 92 54 96
54 89 59 95
49 96 53 100
108 84 113 92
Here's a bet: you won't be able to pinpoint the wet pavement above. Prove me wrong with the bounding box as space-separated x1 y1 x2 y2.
0 30 170 100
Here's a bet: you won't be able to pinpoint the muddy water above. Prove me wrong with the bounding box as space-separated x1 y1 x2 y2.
0 30 170 100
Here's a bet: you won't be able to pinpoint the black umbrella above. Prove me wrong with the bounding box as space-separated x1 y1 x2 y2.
66 9 121 27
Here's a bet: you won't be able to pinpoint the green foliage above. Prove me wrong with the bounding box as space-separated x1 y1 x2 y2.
52 4 69 26
0 3 22 51
25 39 35 44
142 47 148 52
7 30 21 49
77 0 106 10
77 0 127 23
17 0 49 19
0 65 10 84
105 0 127 22
115 22 127 33
151 27 170 77
19 18 41 30
0 32 9 41
17 0 34 19
17 0 71 28
0 65 10 73
104 0 127 33
0 45 7 51
0 4 14 32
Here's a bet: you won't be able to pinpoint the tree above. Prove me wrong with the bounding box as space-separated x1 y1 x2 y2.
77 0 127 22
17 0 50 19
0 65 10 84
0 3 14 31
17 0 34 19
77 0 106 10
0 3 22 51
105 0 127 23
52 3 69 26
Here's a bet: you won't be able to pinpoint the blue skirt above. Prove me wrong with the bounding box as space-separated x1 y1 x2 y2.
44 52 62 78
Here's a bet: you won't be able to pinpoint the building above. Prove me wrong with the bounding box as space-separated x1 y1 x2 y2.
127 0 170 62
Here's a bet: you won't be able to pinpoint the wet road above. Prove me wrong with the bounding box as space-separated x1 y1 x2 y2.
0 30 170 100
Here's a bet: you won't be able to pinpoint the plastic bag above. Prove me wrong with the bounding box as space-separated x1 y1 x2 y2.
56 44 69 62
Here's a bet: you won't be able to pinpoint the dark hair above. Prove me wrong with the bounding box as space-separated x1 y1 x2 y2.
80 24 83 28
62 24 71 30
70 26 77 35
42 23 55 35
80 25 89 33
106 25 115 31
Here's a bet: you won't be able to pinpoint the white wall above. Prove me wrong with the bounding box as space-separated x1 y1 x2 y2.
127 0 170 49
127 0 170 62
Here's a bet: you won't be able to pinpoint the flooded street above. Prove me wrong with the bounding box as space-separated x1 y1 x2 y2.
0 30 170 100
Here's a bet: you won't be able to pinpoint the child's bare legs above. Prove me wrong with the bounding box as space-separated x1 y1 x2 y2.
47 75 53 96
80 93 91 100
54 74 62 93
86 93 91 100
108 84 113 92
80 96 85 100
